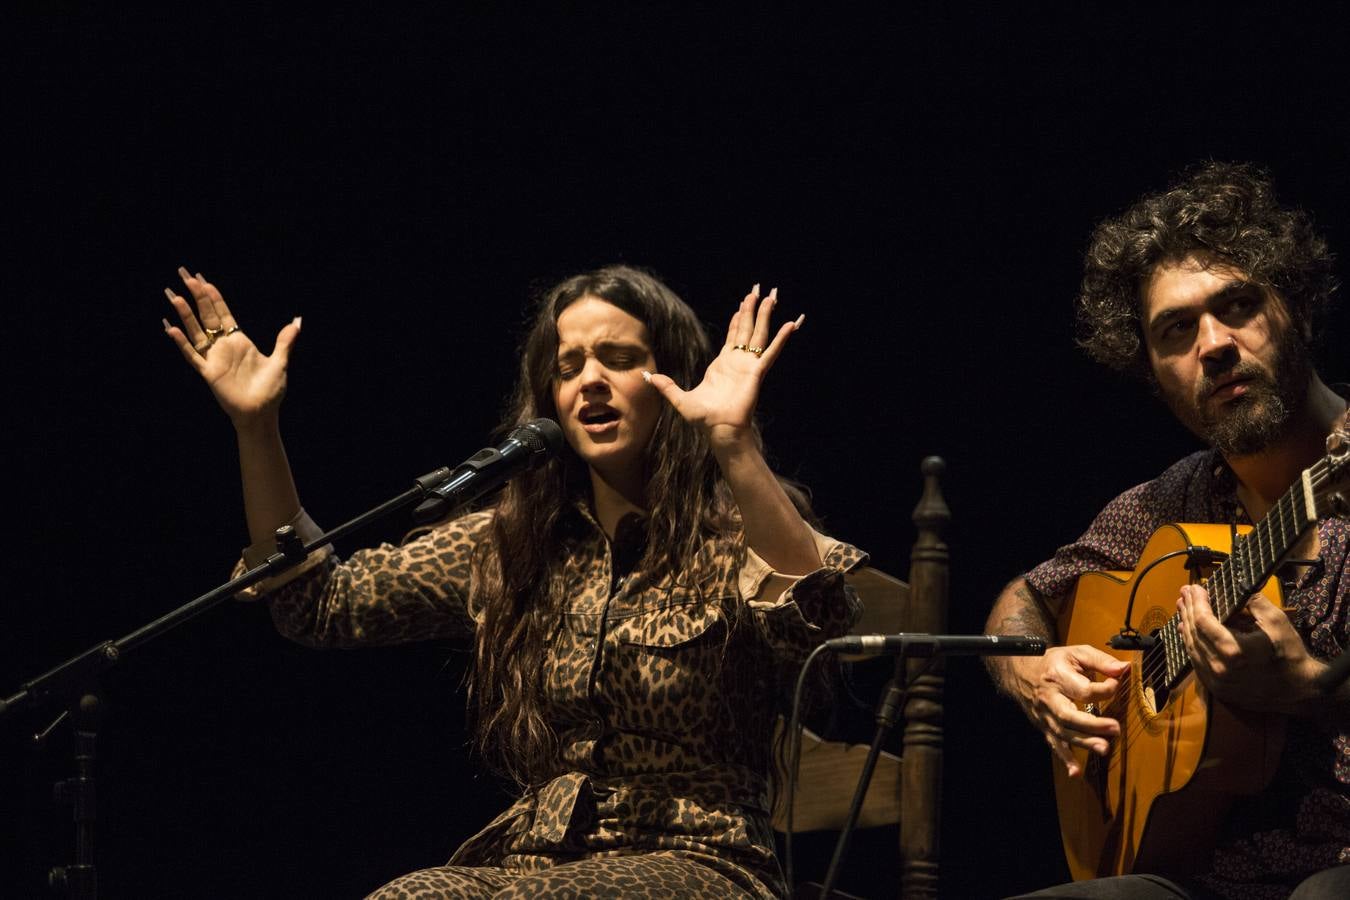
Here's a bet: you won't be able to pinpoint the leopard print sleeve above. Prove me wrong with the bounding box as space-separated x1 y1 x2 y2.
740 530 868 661
267 510 494 648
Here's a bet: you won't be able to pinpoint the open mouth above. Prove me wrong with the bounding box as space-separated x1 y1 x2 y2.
579 405 620 430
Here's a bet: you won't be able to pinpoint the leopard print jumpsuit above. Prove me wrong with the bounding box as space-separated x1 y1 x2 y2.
248 503 865 898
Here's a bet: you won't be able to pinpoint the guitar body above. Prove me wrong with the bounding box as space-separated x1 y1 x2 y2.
1053 523 1286 881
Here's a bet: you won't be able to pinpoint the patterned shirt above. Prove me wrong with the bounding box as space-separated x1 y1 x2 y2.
1026 413 1350 899
253 502 866 898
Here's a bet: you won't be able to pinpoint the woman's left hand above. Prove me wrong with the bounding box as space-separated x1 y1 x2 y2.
644 284 801 447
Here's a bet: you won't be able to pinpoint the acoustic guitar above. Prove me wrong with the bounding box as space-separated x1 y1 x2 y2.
1053 427 1350 880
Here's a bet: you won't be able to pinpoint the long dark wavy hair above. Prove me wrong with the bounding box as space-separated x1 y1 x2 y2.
1076 161 1339 379
464 265 809 789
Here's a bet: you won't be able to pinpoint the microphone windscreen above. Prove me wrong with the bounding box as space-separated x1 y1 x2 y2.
515 418 564 456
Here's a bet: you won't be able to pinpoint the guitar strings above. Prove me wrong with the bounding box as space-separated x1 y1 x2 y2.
1079 459 1337 769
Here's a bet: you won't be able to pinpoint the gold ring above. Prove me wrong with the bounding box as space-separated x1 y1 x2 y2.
204 326 224 337
223 325 240 336
733 344 765 357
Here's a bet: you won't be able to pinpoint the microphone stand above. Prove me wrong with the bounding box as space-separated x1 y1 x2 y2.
1 464 458 898
814 651 913 900
815 636 1044 900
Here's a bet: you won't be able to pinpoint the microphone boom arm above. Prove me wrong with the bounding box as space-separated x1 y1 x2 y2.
1 418 563 718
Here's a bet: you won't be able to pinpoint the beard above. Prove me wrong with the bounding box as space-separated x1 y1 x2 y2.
1162 328 1312 456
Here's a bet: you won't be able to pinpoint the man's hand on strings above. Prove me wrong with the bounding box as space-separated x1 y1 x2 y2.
1177 583 1319 713
1028 645 1129 778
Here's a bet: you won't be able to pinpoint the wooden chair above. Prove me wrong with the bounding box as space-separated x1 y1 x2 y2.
774 457 951 899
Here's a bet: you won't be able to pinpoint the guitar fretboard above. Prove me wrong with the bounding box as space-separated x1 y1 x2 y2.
1153 464 1324 689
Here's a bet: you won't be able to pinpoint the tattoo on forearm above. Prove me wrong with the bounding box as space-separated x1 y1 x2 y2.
997 583 1055 639
984 580 1056 692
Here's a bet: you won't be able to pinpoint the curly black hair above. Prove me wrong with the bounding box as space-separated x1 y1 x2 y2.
1076 161 1338 379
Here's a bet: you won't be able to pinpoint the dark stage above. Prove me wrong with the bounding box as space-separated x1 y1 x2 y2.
4 6 1349 898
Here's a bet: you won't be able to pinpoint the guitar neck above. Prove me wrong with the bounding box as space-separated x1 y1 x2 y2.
1212 466 1325 618
1155 462 1328 690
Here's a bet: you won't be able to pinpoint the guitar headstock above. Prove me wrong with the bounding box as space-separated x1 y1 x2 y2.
1321 423 1350 517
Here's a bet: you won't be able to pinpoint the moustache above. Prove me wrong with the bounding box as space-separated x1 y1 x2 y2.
1196 361 1272 401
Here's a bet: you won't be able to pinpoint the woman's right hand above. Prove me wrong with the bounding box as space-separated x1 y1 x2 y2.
162 267 301 428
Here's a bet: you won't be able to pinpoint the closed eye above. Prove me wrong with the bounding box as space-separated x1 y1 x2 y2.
556 352 583 380
555 342 650 379
599 350 640 369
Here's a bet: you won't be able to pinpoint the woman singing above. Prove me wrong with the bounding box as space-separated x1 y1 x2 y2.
163 264 865 899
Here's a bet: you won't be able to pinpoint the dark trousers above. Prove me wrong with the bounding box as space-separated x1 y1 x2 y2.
1005 866 1350 900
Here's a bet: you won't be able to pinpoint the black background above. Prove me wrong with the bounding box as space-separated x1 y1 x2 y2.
3 5 1349 898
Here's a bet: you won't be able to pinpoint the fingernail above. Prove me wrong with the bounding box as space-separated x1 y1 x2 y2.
164 287 177 301
751 283 760 297
768 287 778 302
642 370 652 383
292 316 303 330
161 317 172 332
196 272 205 281
793 313 806 329
177 266 191 280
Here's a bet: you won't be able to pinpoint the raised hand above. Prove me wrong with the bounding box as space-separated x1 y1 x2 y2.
644 284 802 447
162 267 301 426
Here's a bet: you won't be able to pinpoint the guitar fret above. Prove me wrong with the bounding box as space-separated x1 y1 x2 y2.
1257 521 1273 595
1274 494 1289 561
1174 621 1188 682
1254 518 1271 609
1301 467 1317 522
1215 563 1233 619
1172 622 1184 682
1163 620 1185 684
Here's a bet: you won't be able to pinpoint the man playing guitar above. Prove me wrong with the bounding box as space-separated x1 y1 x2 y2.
985 162 1349 900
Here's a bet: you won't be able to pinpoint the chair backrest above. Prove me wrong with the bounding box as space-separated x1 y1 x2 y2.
773 457 950 900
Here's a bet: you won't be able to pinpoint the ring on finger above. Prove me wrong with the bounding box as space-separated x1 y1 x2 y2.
223 325 240 336
204 326 224 337
732 344 765 357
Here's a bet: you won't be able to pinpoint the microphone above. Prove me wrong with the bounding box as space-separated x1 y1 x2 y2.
824 633 1047 656
413 418 565 522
